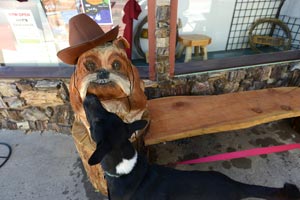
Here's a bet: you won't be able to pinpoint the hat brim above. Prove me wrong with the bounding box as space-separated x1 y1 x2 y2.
57 26 119 65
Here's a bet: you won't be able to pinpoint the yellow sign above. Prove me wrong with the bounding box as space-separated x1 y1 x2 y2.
86 0 103 6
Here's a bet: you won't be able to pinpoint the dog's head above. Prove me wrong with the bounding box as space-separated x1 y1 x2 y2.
73 36 139 101
69 36 147 128
83 94 147 166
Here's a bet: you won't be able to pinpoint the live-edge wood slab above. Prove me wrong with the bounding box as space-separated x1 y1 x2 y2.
144 87 300 146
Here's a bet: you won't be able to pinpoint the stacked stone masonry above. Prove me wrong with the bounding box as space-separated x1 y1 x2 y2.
156 2 171 81
0 62 300 133
0 79 74 134
145 62 300 98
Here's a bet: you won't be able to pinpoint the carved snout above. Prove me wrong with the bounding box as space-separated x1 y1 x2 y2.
96 69 109 79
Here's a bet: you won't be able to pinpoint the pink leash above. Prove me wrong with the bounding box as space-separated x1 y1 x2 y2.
176 143 300 165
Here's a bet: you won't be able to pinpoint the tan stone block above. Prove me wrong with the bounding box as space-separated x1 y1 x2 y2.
15 80 33 91
20 90 64 107
3 96 23 108
35 80 62 90
156 38 169 48
155 28 169 38
0 97 7 108
0 83 19 97
16 121 30 130
21 107 49 121
156 5 170 21
6 110 22 121
156 0 170 6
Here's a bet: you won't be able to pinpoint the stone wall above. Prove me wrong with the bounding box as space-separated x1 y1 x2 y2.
145 62 300 99
155 1 171 81
0 79 74 134
0 61 300 133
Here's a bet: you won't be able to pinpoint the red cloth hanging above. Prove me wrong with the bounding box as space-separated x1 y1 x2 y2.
122 0 141 59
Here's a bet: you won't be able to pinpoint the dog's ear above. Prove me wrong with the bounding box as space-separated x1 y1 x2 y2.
127 120 148 137
88 143 112 166
113 36 130 49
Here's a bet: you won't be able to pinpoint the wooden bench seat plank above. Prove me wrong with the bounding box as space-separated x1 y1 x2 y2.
144 87 300 146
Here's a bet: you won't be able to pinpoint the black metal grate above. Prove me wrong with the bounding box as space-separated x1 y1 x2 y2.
275 15 300 49
226 0 283 50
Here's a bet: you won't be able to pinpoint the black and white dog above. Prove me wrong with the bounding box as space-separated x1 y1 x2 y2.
83 94 300 200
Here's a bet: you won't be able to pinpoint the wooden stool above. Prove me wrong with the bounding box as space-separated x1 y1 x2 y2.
177 34 212 62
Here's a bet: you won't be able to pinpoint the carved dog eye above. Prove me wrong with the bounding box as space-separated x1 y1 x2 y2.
112 60 121 70
84 60 96 71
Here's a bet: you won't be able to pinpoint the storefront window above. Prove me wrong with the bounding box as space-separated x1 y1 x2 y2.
0 0 126 68
0 0 299 78
0 0 64 66
174 0 299 59
131 0 300 62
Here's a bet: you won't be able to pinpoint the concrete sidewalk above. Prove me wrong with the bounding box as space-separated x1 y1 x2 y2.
151 119 300 191
0 130 105 200
0 119 300 200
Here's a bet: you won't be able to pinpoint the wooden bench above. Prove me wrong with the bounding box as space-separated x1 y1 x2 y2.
144 87 300 146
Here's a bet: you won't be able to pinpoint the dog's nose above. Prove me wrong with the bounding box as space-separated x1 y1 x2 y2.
97 70 109 79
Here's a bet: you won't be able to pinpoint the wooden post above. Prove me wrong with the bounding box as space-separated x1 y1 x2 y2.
148 0 156 80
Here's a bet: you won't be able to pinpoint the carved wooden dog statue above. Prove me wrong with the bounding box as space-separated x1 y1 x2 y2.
68 37 147 133
57 14 147 194
83 94 300 200
57 14 147 137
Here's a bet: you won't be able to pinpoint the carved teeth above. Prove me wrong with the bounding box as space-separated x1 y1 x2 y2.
94 79 110 84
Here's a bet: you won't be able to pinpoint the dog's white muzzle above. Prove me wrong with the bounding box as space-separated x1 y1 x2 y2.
79 71 131 100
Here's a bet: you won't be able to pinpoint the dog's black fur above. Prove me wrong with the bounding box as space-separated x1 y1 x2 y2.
83 94 300 200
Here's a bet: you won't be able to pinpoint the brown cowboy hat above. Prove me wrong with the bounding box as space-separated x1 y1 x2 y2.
57 13 119 65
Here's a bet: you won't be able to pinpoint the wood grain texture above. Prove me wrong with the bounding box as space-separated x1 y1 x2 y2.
144 87 300 146
72 121 108 195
